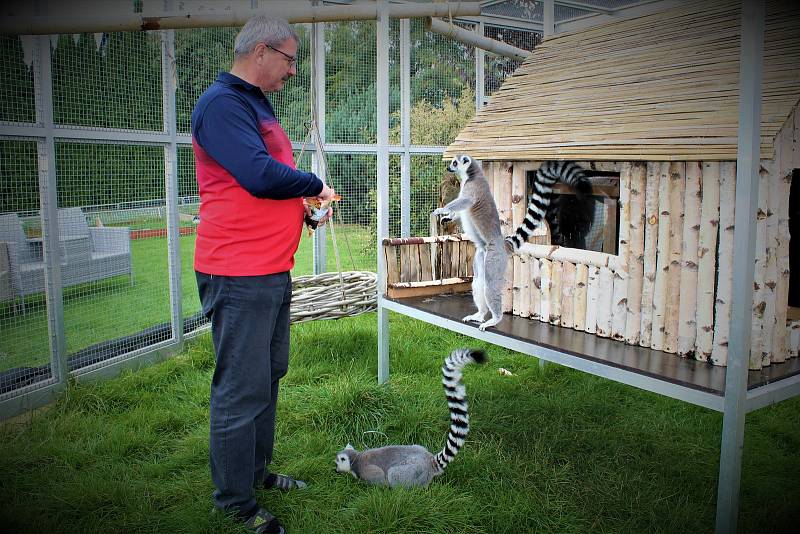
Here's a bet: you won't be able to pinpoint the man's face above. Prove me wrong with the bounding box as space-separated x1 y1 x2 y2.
255 38 297 92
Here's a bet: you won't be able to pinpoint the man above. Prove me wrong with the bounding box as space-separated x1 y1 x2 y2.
191 15 334 534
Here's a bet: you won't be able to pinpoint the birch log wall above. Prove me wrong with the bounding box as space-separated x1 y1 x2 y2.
472 115 799 366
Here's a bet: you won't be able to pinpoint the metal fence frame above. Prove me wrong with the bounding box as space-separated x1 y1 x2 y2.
0 16 532 418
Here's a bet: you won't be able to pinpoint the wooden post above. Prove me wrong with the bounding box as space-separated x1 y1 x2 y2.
790 320 800 359
664 162 685 354
498 162 514 313
611 269 628 341
519 254 531 318
625 162 646 345
585 265 600 334
561 261 576 328
540 258 552 323
711 161 736 366
771 159 790 364
574 263 589 331
596 266 613 337
639 161 660 347
696 161 720 361
611 163 631 340
512 163 526 316
549 260 563 325
512 256 522 316
750 160 769 369
651 162 672 351
678 162 701 357
530 256 541 321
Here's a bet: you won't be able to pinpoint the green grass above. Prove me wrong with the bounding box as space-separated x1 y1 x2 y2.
1 313 799 533
0 224 376 371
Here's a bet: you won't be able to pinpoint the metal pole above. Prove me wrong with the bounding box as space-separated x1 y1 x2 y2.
475 21 485 111
400 17 411 238
161 8 183 346
377 0 390 384
543 0 555 37
36 34 68 387
311 13 327 274
716 1 764 532
0 2 483 35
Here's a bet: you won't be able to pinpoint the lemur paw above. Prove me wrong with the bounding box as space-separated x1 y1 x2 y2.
462 313 485 323
478 318 502 331
432 208 452 220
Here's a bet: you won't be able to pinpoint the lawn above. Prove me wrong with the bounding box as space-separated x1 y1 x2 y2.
0 223 376 372
0 312 798 533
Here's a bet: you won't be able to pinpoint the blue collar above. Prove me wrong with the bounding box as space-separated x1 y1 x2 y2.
217 72 263 95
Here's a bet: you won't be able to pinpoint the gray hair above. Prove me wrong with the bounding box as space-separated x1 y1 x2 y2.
234 15 298 58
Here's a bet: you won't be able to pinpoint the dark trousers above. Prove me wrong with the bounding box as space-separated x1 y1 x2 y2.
196 271 292 517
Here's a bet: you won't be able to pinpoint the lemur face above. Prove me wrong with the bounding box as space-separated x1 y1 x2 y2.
335 453 352 472
447 154 472 178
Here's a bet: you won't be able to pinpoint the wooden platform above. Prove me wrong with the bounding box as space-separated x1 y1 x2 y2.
385 293 800 396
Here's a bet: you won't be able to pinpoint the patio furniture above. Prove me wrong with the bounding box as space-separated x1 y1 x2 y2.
0 209 132 311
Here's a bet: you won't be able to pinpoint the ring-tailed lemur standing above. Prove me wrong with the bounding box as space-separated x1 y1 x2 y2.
335 348 486 488
505 160 598 252
432 154 508 331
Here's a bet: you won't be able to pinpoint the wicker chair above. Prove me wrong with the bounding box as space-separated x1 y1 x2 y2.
57 207 132 288
0 209 132 311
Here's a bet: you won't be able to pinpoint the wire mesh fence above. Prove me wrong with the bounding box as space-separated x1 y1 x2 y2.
0 13 542 412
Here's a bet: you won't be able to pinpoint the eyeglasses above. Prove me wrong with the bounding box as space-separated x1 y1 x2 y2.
265 44 296 67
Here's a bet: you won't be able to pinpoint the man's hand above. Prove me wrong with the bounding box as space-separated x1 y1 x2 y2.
318 184 336 202
303 184 337 230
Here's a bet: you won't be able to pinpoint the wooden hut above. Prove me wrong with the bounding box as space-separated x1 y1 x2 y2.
385 0 800 370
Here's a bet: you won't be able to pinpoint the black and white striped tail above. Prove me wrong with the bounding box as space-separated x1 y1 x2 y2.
505 161 593 251
433 348 487 473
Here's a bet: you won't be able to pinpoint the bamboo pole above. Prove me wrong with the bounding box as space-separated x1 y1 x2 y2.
695 161 720 361
574 263 589 331
639 162 660 347
710 161 736 366
750 160 769 369
664 162 686 354
596 266 614 337
550 261 563 325
530 257 541 321
678 162 701 357
625 162 646 345
540 258 552 323
651 162 672 351
585 265 600 334
561 261 576 328
0 2 483 34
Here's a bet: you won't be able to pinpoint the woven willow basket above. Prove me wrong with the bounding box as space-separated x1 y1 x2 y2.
290 271 377 323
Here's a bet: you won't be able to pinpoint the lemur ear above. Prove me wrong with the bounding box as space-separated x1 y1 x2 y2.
345 443 355 450
462 155 471 166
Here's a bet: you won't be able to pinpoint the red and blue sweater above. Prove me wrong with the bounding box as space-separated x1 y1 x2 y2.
191 72 323 276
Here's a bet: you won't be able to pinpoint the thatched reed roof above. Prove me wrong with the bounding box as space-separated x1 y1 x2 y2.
445 0 800 162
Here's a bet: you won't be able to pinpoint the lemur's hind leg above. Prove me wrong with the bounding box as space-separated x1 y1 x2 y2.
463 247 488 323
478 245 508 331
